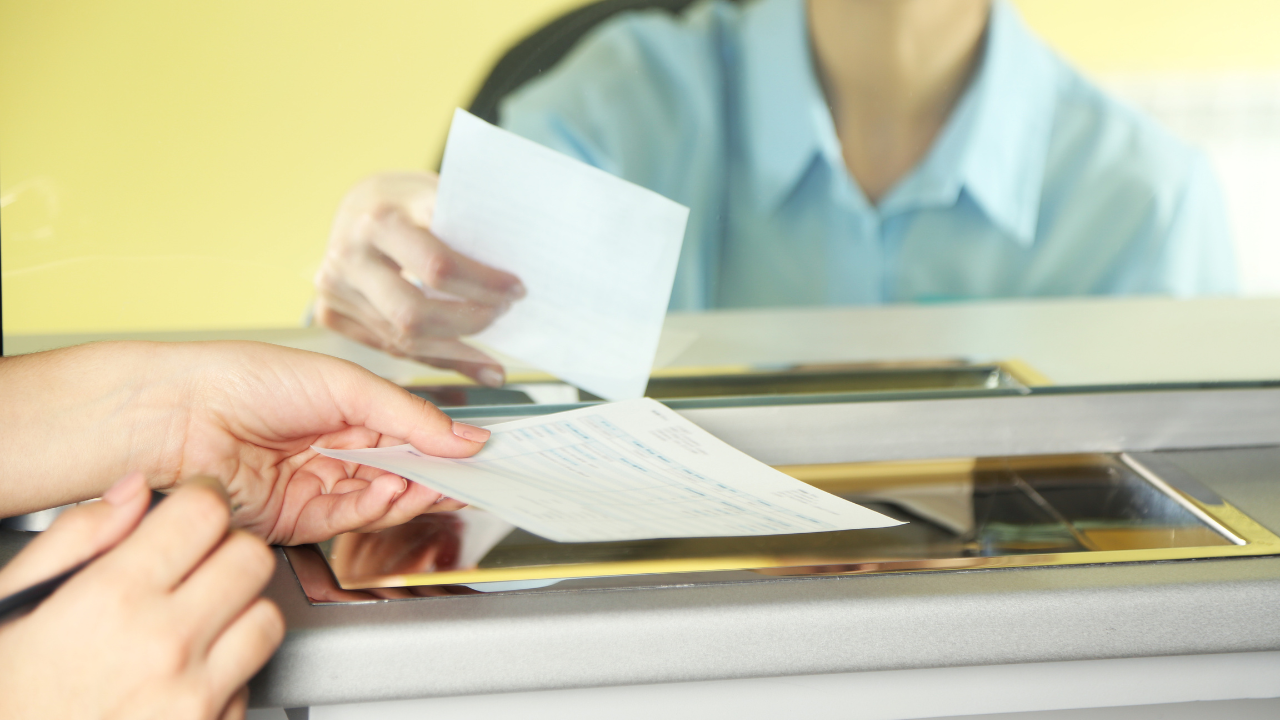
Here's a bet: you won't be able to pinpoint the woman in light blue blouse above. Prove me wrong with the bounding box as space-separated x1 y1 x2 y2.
314 0 1236 384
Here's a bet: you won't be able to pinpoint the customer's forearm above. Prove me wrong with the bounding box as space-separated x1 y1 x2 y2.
0 342 183 516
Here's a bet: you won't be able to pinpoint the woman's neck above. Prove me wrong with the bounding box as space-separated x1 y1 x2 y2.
808 0 990 204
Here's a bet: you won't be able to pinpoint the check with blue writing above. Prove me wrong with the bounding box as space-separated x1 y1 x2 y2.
316 399 899 543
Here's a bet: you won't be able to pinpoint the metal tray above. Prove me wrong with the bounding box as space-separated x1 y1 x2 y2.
406 361 1036 408
287 451 1280 602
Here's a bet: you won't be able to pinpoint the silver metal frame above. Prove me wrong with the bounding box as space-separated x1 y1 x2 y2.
249 387 1280 708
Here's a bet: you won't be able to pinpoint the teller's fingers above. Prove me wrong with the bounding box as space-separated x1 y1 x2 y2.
315 259 401 339
101 478 230 590
318 287 489 365
401 170 440 228
319 247 500 344
205 598 285 708
313 298 400 357
375 210 525 307
174 531 276 652
346 244 504 340
317 267 506 386
400 338 506 388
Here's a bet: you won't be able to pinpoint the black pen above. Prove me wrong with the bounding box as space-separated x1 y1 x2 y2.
0 490 168 623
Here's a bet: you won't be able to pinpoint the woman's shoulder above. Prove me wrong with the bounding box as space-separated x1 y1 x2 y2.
501 0 740 122
1044 62 1207 203
1036 61 1232 293
499 0 741 186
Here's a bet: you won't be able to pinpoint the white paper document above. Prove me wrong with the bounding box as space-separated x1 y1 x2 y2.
431 109 690 401
314 398 900 543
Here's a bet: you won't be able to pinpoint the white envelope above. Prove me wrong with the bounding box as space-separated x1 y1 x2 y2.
432 109 690 401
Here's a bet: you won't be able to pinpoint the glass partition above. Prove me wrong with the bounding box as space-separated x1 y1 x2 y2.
4 0 1279 400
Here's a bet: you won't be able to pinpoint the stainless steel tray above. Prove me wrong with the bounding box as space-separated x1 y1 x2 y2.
288 451 1280 602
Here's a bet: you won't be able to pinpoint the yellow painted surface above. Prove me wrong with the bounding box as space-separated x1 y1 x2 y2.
4 0 1279 334
1 0 593 333
1016 0 1280 73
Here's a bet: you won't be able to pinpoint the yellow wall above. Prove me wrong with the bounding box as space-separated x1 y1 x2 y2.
4 0 1280 334
1 0 594 334
1017 0 1280 73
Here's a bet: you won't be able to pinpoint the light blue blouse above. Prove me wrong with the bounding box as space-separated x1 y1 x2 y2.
500 0 1236 310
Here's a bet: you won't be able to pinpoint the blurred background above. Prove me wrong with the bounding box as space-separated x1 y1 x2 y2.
2 0 1278 335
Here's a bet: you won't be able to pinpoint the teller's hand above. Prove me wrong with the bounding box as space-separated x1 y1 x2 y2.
314 170 526 387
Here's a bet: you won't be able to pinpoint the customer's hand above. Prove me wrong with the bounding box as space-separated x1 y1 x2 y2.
0 474 283 720
163 341 492 543
0 341 490 544
314 171 526 387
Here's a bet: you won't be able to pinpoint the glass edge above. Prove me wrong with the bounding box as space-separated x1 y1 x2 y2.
441 379 1280 420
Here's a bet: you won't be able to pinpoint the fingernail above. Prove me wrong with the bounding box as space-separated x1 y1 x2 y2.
388 475 408 497
452 421 491 442
103 472 147 506
477 367 504 388
433 495 451 505
507 282 527 301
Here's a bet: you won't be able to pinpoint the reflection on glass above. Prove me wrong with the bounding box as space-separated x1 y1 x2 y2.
306 453 1279 599
285 543 481 603
409 361 1029 407
329 509 514 583
494 0 1235 308
308 0 1249 382
6 1 1278 397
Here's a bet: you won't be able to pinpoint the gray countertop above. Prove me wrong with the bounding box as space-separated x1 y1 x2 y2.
9 295 1280 388
3 389 1276 709
243 395 1280 708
